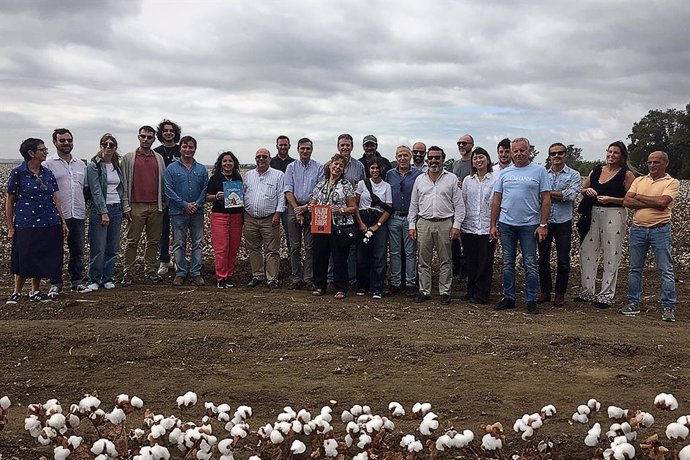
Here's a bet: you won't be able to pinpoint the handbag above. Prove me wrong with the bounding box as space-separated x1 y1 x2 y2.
335 224 358 245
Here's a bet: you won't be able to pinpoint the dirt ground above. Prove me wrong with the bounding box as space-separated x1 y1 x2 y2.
0 255 688 459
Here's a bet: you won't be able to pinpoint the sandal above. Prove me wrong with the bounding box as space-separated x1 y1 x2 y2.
334 291 346 299
312 289 325 296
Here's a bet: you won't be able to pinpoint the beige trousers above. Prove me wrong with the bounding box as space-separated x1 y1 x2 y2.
243 213 281 282
124 202 163 277
417 218 453 296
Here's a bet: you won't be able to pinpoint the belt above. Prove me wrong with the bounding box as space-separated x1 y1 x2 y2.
394 211 408 217
361 209 383 215
422 217 451 222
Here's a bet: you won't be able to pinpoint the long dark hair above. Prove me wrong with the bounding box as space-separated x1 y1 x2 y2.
470 147 493 174
607 140 637 174
212 151 242 181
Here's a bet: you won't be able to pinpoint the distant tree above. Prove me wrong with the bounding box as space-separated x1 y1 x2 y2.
628 103 690 178
529 144 539 162
545 144 582 169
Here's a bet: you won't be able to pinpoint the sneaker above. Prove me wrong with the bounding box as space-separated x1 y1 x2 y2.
157 262 169 275
662 308 676 322
414 292 432 303
121 274 133 285
440 294 451 305
76 283 95 293
618 303 640 316
247 278 263 288
149 273 163 283
192 276 205 286
267 280 278 289
493 298 516 311
225 278 235 288
288 280 304 290
526 301 538 314
356 289 366 296
217 280 227 289
103 282 116 290
47 285 61 298
6 292 21 304
372 292 382 300
28 291 51 302
173 276 185 286
594 301 610 309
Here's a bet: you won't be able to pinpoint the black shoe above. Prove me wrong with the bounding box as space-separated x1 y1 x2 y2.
460 292 473 301
493 298 516 311
414 292 431 303
440 294 451 305
225 278 235 288
469 297 487 305
386 285 401 296
267 280 278 289
288 280 304 290
217 280 227 289
527 301 538 314
594 301 610 309
573 296 588 302
247 278 263 287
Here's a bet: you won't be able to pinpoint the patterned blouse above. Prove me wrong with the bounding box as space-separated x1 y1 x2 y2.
312 178 356 226
6 163 61 228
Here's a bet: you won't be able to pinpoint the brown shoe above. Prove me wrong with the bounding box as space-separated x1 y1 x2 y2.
173 276 185 286
536 292 551 304
554 294 565 307
192 276 205 286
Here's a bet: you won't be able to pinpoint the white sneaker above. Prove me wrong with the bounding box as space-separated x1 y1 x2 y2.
84 283 100 293
47 286 61 298
157 262 169 275
103 282 116 290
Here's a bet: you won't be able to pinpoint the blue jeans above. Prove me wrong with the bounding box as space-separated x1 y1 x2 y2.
627 224 676 309
51 217 86 287
499 222 539 302
388 214 417 287
88 204 123 285
171 213 204 277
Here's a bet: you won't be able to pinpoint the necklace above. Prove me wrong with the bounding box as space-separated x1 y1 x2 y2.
222 173 232 181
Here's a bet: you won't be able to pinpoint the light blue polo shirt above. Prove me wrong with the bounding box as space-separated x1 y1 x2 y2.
494 162 551 226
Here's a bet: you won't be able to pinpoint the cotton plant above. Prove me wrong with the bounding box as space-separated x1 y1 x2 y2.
572 399 601 424
0 396 10 431
654 392 679 411
608 406 630 419
176 391 198 410
411 402 432 419
481 422 505 452
388 401 405 417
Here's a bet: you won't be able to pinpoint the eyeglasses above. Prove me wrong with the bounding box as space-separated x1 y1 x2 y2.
102 142 117 149
57 139 73 144
549 151 566 156
34 176 48 191
427 156 443 161
35 148 49 154
139 134 154 140
255 156 269 160
412 150 425 154
457 141 473 147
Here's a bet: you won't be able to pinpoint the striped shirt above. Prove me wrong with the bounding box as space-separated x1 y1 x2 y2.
461 172 497 235
243 167 286 218
283 159 324 204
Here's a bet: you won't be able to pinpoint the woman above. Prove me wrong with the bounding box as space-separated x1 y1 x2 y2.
310 154 357 299
84 134 124 292
206 151 244 288
354 158 392 299
576 141 635 309
461 147 497 304
5 138 68 303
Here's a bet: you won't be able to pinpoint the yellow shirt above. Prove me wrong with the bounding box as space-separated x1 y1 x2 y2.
628 174 679 227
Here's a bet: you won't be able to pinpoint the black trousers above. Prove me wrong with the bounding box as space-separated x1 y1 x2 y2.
461 233 495 302
313 232 351 293
537 220 573 295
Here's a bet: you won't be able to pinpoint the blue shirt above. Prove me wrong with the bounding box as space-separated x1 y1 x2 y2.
547 165 581 224
283 159 324 204
343 157 366 186
7 163 61 228
386 167 423 212
494 162 551 226
164 160 209 216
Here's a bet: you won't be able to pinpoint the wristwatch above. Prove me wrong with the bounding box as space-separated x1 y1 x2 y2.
539 223 547 228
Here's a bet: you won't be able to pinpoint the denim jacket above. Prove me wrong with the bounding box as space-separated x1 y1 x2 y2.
87 156 124 215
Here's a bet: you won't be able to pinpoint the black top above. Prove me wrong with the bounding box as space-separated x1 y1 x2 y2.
154 144 181 166
590 165 628 207
206 173 244 214
270 155 295 172
359 152 392 178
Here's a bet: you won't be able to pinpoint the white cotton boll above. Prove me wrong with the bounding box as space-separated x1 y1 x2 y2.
585 434 600 447
168 427 183 445
0 396 10 410
269 429 284 444
640 412 655 428
353 453 368 460
220 456 234 460
248 457 261 460
362 405 371 414
538 440 553 452
48 413 66 430
151 424 166 439
366 418 383 433
541 404 557 418
588 399 602 412
412 402 422 414
666 422 690 441
611 435 628 447
196 451 212 460
183 392 197 407
677 415 690 426
68 435 83 449
292 420 303 434
436 434 452 451
230 424 248 438
79 396 101 412
419 418 438 436
400 434 415 447
25 416 42 437
612 443 635 460
297 409 311 423
345 434 354 448
130 396 143 409
357 433 372 449
530 417 543 429
277 421 291 434
608 406 626 419
357 414 371 425
679 445 690 460
408 440 423 453
175 395 184 408
224 421 235 433
351 405 363 416
235 405 252 419
388 402 405 417
521 426 534 441
45 399 62 414
215 403 230 414
347 421 360 434
339 410 352 423
421 403 431 414
324 438 338 457
91 439 109 455
66 413 80 429
572 413 589 424
625 431 637 442
150 445 170 460
218 439 234 455
218 413 230 422
453 430 474 448
90 409 105 421
106 408 126 425
577 404 591 415
319 420 333 434
117 394 129 405
382 417 395 431
481 434 502 451
54 446 71 460
38 427 57 445
588 423 602 436
655 393 679 411
278 412 293 422
303 423 313 435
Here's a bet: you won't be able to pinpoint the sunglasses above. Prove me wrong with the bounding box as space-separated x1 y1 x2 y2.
139 134 154 140
57 139 73 144
548 151 566 156
412 150 425 154
457 141 472 147
428 156 443 161
255 155 269 160
102 142 117 149
35 176 48 191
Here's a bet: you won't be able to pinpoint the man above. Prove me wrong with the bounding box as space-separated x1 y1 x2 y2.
284 138 323 290
494 138 512 171
490 137 551 314
244 148 285 288
620 151 679 322
154 119 182 276
450 134 474 280
44 128 89 295
386 145 423 295
164 135 209 287
408 146 465 305
537 143 581 307
121 126 167 284
270 135 295 256
411 142 428 172
359 135 392 178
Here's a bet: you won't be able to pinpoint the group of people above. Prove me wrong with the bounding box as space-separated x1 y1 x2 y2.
5 121 679 321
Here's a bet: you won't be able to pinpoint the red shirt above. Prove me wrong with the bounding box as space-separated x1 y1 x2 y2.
131 149 159 203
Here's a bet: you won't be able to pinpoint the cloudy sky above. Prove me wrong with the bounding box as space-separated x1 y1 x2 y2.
1 0 689 165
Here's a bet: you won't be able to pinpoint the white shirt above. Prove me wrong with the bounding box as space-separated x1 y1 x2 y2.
105 163 120 204
461 172 497 234
356 179 392 212
408 170 465 230
43 153 87 219
243 167 286 218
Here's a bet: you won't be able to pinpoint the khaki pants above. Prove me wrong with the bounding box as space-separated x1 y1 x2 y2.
243 213 281 282
417 218 453 296
124 202 163 277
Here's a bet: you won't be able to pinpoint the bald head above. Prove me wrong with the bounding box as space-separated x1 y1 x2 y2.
647 150 669 179
255 147 271 172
